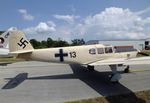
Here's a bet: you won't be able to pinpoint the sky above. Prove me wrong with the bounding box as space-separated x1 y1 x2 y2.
0 0 150 41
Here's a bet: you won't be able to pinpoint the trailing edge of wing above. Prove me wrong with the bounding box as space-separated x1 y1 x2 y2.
88 58 126 66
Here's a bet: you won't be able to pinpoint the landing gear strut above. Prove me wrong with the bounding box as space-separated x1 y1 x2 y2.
109 65 121 82
87 65 95 71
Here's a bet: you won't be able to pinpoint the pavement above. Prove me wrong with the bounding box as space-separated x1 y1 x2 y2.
0 61 150 103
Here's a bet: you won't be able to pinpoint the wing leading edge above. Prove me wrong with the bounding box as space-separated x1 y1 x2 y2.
88 57 150 66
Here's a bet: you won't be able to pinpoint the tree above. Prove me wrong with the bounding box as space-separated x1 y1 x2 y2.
30 39 42 49
50 40 69 47
29 38 85 49
56 40 69 47
47 38 53 47
41 40 47 48
71 39 85 46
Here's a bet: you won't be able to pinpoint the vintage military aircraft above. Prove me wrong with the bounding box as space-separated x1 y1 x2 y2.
0 28 16 57
7 30 150 82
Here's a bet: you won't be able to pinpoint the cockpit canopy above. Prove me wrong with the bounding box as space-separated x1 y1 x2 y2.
88 44 137 55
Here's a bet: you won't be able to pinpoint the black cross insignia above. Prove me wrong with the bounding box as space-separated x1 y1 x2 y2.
17 38 29 49
55 49 68 62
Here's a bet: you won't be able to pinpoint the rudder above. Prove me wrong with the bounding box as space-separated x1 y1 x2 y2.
9 30 34 54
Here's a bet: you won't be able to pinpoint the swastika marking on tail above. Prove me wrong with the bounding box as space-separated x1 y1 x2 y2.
17 38 29 49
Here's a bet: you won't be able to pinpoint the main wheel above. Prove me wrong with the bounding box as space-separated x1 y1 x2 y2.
87 65 95 71
124 65 130 73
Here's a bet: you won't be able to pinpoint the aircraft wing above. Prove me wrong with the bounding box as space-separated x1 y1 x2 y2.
88 57 150 66
124 57 150 65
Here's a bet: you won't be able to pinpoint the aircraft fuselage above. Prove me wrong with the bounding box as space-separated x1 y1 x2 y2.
22 44 138 65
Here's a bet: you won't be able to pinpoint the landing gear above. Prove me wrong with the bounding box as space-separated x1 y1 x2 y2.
109 65 121 82
124 65 130 73
87 65 95 71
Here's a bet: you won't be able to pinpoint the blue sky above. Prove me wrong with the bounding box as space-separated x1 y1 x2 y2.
0 0 150 41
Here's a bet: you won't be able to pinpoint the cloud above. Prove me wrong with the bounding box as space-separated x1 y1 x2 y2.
23 21 56 35
73 7 150 40
18 9 34 21
54 15 80 24
136 6 150 15
23 7 150 41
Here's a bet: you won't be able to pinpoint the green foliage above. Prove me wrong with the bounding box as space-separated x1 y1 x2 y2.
29 38 85 49
54 40 69 47
65 90 150 103
47 38 53 47
0 31 4 35
71 39 85 46
30 39 42 49
41 40 47 48
142 50 150 56
0 57 24 62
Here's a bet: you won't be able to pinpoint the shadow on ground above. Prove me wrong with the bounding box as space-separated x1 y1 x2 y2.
2 73 27 89
0 62 12 66
2 64 145 103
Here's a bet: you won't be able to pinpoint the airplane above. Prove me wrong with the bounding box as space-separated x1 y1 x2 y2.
7 30 150 82
0 48 9 57
0 28 16 57
0 30 10 57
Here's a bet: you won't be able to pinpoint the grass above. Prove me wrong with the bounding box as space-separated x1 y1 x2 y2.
0 57 24 62
141 50 150 55
137 50 150 57
65 89 150 103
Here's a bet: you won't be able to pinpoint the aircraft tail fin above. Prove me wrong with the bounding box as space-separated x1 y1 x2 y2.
9 30 34 54
0 30 11 48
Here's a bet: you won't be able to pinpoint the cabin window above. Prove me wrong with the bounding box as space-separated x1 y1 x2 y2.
97 48 104 54
105 47 113 53
89 48 96 54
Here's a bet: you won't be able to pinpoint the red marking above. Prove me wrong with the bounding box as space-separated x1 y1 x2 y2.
114 46 133 48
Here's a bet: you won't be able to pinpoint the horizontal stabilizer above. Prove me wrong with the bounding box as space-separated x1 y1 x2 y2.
9 50 34 54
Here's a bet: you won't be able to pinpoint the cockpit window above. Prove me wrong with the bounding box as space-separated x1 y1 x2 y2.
89 48 96 54
105 47 113 53
97 48 104 54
